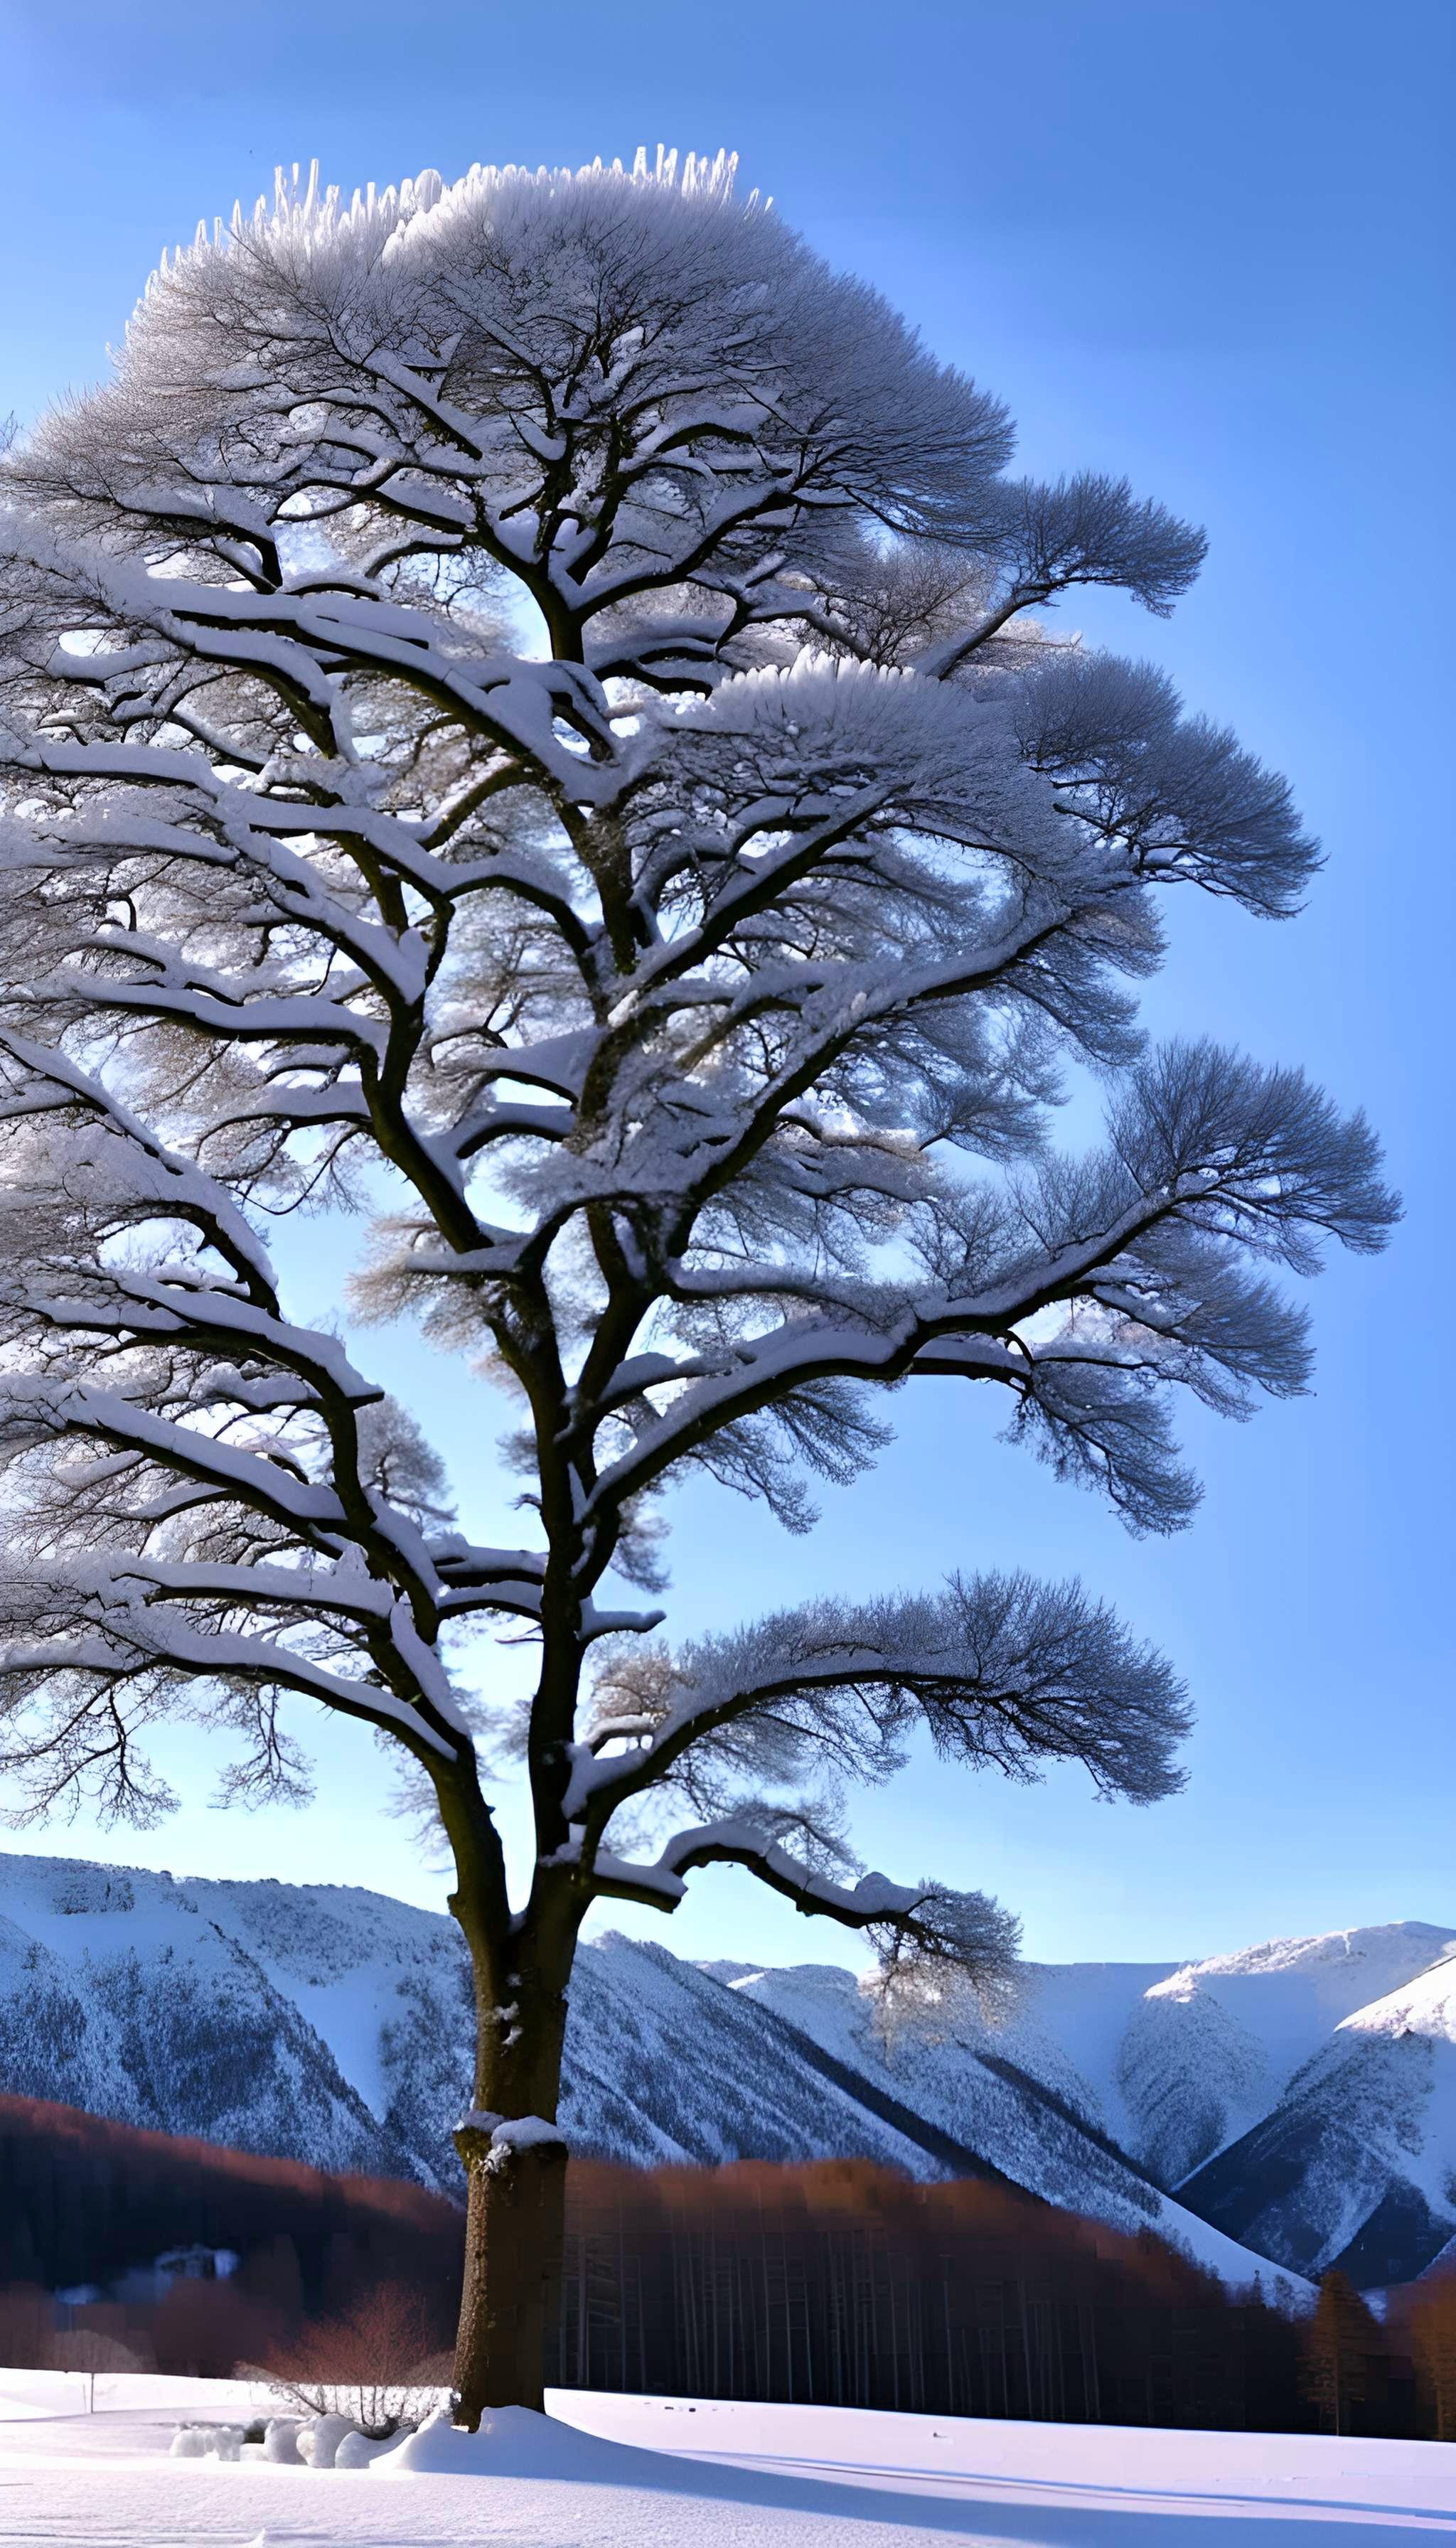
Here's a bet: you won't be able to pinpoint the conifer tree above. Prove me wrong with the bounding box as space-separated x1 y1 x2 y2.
1395 2271 1456 2439
1302 2271 1383 2436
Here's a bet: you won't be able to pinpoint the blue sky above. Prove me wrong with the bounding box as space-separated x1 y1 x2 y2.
2 0 1451 1968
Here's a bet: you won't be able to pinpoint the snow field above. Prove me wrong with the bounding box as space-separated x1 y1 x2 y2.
3 2370 1456 2547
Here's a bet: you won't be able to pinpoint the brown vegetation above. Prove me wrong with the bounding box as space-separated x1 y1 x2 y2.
1 2093 1452 2435
1299 2271 1387 2435
0 2092 461 2305
265 2283 449 2434
1388 2266 1456 2440
552 2158 1321 2430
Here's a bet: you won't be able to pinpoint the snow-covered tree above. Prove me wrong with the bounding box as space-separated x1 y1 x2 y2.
0 151 1393 2420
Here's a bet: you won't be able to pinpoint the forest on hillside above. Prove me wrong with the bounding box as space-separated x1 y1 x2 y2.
3 2096 1455 2437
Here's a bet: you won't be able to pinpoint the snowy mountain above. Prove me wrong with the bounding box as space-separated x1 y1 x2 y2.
1178 1945 1456 2284
0 1856 429 2182
0 1850 1449 2288
734 1923 1456 2286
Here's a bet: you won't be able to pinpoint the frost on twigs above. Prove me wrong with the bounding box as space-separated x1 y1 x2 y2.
587 1569 1192 1802
0 150 1394 2270
579 1570 1185 1984
864 1882 1023 2029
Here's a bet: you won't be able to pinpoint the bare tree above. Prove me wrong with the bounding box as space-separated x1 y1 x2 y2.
0 151 1393 2421
266 2280 446 2436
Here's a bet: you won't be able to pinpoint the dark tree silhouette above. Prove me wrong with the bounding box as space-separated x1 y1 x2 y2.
1302 2271 1385 2436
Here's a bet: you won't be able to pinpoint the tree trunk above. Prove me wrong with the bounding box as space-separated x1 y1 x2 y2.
452 2122 569 2423
448 1920 574 2426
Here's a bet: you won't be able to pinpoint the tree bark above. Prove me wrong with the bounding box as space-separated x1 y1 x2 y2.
448 1895 575 2425
452 2121 569 2422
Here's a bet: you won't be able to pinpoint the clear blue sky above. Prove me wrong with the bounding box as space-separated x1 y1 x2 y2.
3 0 1451 1968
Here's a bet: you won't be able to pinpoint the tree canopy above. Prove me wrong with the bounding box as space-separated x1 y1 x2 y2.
0 150 1395 2414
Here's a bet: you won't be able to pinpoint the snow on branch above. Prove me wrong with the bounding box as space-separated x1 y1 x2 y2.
574 1041 1395 1536
0 1548 461 1834
574 1568 1190 1834
0 149 1393 1959
589 1818 1020 1995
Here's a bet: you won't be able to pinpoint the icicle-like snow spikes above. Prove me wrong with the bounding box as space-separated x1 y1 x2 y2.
135 144 747 314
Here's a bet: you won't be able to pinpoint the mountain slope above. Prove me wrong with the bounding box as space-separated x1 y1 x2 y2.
713 1927 1456 2289
0 1860 412 2178
717 1959 1305 2291
0 1853 1128 2202
3 1849 1446 2289
0 1853 992 2192
1180 1952 1456 2284
1118 1925 1456 2186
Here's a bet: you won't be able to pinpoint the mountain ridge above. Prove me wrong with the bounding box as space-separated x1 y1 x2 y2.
1 1848 1450 2289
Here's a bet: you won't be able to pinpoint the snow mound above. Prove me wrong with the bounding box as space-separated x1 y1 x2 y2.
373 2402 687 2484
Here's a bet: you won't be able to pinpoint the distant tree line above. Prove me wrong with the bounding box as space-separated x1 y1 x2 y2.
0 2093 1452 2437
545 2161 1414 2438
0 2093 458 2307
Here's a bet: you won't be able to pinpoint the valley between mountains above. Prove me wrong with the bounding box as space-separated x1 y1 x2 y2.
2 1850 1452 2292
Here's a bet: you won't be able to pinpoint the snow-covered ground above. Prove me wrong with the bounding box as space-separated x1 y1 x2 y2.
2 2371 1455 2548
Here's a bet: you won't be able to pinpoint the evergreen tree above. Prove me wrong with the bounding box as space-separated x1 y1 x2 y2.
1302 2271 1382 2436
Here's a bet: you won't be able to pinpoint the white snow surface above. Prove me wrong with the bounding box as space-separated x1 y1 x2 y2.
4 2370 1456 2548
